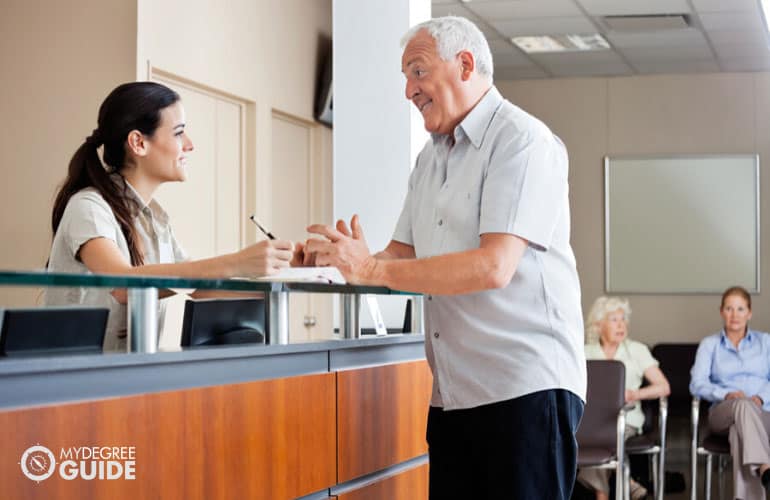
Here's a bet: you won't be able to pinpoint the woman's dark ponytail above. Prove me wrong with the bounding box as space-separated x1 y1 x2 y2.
50 82 180 266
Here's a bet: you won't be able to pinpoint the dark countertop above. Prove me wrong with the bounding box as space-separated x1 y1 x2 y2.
0 334 426 410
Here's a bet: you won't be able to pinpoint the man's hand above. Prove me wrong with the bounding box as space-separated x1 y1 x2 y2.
752 395 764 407
306 215 379 285
725 391 747 400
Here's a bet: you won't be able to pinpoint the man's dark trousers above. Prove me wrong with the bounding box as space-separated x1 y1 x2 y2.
427 388 584 499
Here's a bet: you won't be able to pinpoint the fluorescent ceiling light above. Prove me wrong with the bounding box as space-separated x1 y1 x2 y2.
512 34 610 53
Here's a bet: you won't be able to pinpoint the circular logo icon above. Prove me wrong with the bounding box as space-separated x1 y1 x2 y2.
20 445 56 482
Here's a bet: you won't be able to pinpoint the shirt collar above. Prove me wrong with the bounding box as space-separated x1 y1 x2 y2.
430 86 503 150
111 174 170 224
720 329 756 345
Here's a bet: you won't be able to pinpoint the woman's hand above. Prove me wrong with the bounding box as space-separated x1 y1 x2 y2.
752 395 764 407
625 389 639 403
290 241 306 267
725 390 747 400
232 239 294 277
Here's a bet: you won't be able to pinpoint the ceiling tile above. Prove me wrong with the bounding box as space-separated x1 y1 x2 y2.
546 61 633 77
713 42 770 60
691 0 757 12
707 28 770 47
720 55 770 71
621 44 714 62
430 4 502 40
632 59 720 74
491 16 597 37
493 50 536 67
495 65 550 80
607 28 709 49
531 49 626 65
488 38 515 52
698 11 765 32
466 0 582 20
575 0 692 16
431 3 475 18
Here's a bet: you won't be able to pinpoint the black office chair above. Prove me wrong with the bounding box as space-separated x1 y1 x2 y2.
577 360 631 500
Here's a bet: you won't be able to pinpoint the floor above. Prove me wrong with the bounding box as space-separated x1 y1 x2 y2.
640 415 769 500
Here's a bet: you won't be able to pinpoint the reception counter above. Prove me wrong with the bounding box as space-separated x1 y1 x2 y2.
0 271 431 499
0 335 431 499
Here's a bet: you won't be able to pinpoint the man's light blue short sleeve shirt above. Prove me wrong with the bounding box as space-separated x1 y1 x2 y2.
393 87 586 410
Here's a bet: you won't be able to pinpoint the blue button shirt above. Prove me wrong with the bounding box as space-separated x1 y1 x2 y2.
690 329 770 411
392 86 586 410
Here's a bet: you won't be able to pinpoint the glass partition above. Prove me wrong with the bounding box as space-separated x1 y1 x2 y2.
0 270 422 357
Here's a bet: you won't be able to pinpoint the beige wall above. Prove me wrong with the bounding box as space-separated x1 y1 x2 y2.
0 0 331 306
137 0 333 232
0 0 137 306
498 73 770 346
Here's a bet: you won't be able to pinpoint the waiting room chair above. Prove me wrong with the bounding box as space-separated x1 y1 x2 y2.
625 394 668 500
650 343 704 499
691 396 731 500
577 360 631 500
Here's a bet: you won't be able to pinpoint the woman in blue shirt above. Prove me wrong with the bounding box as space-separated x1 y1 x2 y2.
690 286 770 499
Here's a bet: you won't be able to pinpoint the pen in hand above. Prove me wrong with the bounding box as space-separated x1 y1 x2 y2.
249 215 276 240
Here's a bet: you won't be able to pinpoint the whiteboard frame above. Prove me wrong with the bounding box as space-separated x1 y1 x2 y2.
604 154 761 294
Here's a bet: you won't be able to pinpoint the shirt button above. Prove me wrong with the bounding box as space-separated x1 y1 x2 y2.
437 219 443 226
433 332 440 338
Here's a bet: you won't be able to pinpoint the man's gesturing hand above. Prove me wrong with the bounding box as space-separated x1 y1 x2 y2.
306 215 380 285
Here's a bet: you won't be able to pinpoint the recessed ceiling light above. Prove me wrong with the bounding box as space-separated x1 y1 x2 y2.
511 34 611 53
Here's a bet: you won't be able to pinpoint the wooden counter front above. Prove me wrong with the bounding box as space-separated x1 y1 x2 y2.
337 463 429 500
336 360 432 483
0 372 336 500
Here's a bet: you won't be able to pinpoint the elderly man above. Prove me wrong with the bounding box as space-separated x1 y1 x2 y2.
306 16 586 499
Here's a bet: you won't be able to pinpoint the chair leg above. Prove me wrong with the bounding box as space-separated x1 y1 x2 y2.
690 451 698 500
651 453 658 499
717 455 727 500
624 460 631 500
705 454 713 500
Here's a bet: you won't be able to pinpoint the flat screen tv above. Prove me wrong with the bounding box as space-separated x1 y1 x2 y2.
315 49 332 127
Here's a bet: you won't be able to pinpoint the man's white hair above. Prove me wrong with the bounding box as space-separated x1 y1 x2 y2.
585 296 632 344
401 16 494 81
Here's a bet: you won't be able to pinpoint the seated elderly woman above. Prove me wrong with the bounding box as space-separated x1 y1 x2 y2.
690 286 770 500
578 296 670 500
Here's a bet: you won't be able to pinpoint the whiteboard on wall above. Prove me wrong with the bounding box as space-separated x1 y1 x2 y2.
604 155 760 293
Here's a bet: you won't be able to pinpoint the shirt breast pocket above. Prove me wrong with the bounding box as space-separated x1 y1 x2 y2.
158 241 175 264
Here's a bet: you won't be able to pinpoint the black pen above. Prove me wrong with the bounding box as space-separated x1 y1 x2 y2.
249 215 276 240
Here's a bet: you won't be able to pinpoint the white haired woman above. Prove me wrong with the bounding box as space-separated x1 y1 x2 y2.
578 296 670 500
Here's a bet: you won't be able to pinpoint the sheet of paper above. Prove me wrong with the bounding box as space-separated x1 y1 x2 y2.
245 266 346 284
